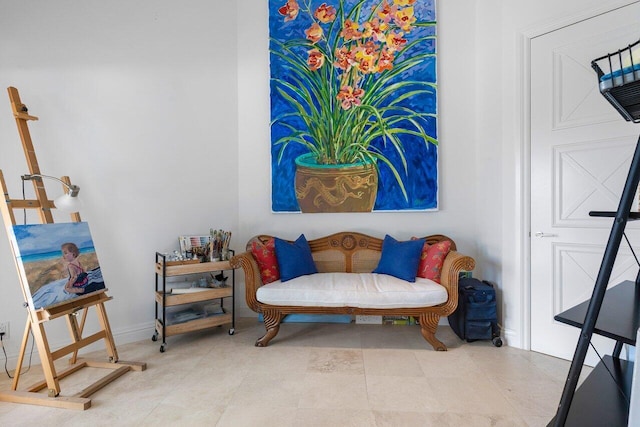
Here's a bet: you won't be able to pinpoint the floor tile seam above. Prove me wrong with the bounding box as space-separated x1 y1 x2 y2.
420 375 526 416
471 372 540 420
472 355 543 386
223 386 305 409
136 398 174 425
362 350 423 377
222 372 278 408
224 397 304 411
420 364 495 385
489 373 565 390
462 352 560 383
364 373 435 392
294 407 378 426
215 405 299 427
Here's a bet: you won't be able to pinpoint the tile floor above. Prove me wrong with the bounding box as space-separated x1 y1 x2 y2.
0 318 582 426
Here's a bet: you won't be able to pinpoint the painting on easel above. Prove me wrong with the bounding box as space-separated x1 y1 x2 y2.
10 222 106 310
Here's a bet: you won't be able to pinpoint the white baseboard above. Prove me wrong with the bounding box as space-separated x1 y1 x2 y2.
355 315 382 324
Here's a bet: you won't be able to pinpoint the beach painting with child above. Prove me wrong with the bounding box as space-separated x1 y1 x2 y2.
10 222 106 310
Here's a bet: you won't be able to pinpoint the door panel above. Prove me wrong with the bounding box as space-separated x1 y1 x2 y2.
530 2 640 362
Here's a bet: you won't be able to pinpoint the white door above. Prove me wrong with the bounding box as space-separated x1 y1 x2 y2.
530 3 640 362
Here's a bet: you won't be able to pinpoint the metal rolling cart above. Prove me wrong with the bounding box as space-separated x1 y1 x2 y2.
153 251 236 352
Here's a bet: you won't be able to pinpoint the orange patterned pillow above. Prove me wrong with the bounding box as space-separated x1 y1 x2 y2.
416 240 451 283
250 237 280 284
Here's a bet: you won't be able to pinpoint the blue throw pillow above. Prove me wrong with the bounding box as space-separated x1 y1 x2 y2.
274 234 318 282
373 235 425 282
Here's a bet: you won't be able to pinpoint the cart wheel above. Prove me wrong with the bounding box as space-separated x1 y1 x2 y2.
229 328 235 335
492 337 503 347
160 344 166 353
152 332 158 342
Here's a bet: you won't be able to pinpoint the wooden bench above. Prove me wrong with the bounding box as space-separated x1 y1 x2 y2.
230 232 475 351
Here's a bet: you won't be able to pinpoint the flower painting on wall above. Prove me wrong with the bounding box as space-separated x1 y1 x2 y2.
270 0 438 213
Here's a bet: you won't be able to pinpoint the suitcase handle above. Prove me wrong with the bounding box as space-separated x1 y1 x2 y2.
468 292 495 303
463 281 495 290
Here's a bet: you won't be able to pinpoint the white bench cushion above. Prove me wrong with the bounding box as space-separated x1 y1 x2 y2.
256 272 447 309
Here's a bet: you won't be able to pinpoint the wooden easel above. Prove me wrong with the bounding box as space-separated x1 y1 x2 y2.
0 87 145 410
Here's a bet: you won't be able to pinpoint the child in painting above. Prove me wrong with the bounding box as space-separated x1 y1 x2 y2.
61 242 89 294
29 243 87 308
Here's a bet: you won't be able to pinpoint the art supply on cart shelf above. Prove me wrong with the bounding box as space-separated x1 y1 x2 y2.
209 229 232 261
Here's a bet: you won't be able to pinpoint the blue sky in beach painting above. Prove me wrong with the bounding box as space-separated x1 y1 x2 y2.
12 222 96 262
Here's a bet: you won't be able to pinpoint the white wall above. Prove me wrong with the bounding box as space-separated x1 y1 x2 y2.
0 1 238 364
0 0 634 370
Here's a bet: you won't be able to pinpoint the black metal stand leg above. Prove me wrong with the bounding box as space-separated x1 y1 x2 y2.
232 269 236 330
553 134 640 426
612 341 624 359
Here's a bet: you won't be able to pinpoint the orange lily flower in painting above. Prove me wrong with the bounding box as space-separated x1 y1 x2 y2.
278 0 300 22
394 0 416 6
337 85 364 110
314 3 336 23
334 46 354 71
363 18 388 42
385 31 407 52
377 0 397 23
394 6 416 32
340 19 362 41
355 49 377 74
376 48 395 72
307 49 325 71
305 22 323 43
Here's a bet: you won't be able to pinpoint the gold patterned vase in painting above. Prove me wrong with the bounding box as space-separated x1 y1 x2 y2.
294 153 378 213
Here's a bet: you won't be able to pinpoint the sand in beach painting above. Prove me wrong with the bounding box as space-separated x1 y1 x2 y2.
11 222 106 310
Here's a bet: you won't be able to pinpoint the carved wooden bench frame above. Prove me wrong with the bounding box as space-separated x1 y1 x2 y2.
231 232 475 351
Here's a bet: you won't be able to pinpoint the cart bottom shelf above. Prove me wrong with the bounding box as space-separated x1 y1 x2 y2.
155 313 233 338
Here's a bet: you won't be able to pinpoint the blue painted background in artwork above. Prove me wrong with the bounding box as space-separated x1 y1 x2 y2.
270 0 438 212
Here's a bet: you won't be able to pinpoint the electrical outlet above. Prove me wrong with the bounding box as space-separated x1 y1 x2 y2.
0 321 9 339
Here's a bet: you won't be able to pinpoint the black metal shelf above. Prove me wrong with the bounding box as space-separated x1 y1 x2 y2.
548 356 632 426
589 211 640 220
551 280 639 426
552 205 640 427
554 280 640 346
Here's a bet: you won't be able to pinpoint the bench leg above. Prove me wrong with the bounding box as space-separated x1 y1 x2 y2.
419 313 447 351
256 310 283 347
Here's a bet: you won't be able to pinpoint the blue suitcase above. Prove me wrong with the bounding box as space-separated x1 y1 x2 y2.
448 278 502 347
